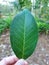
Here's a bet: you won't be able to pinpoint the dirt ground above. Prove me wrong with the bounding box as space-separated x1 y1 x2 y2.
0 31 49 65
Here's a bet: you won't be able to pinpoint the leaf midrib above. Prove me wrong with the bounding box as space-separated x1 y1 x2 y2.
22 12 26 58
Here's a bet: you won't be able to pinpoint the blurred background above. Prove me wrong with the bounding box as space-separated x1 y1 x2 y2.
0 0 49 65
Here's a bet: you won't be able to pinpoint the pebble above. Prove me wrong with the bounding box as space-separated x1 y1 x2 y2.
41 47 45 51
46 61 49 65
46 54 49 57
2 49 4 52
3 45 6 49
43 59 46 62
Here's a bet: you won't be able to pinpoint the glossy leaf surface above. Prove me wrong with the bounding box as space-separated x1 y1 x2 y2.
10 9 38 59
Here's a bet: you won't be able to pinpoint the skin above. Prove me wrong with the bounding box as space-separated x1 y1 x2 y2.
0 56 28 65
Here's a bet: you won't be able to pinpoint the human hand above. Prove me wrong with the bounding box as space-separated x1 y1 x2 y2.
0 56 28 65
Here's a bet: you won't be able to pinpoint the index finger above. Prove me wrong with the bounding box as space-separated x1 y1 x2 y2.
1 55 18 65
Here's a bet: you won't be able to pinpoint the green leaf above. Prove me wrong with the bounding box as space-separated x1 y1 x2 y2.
10 9 38 59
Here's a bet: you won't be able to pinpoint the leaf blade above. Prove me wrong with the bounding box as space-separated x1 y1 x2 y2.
10 9 38 59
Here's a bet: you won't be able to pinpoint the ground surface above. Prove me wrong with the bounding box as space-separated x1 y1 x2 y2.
0 31 49 65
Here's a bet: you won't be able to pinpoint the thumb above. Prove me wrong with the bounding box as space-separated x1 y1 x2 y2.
14 59 28 65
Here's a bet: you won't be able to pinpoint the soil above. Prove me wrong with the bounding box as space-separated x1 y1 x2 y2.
0 31 49 65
